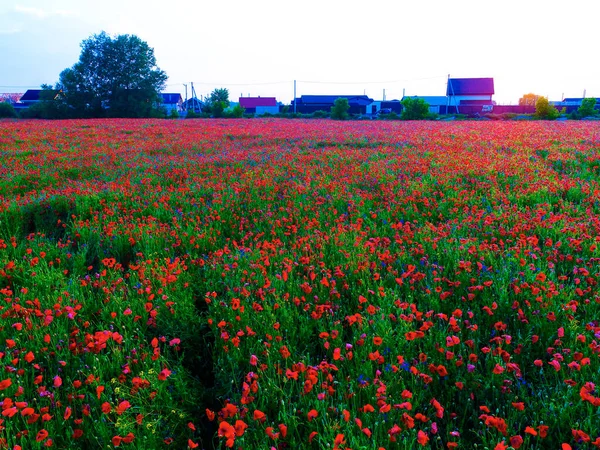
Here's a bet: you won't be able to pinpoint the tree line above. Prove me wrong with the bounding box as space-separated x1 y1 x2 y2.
0 32 238 119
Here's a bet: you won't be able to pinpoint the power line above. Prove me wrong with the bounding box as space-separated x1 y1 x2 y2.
168 81 291 87
0 85 40 88
297 75 447 85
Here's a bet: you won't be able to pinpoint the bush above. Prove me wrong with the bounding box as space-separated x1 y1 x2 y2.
0 102 17 118
169 108 180 119
185 110 202 119
231 104 245 118
330 98 349 120
211 101 226 118
401 97 430 120
578 98 597 118
312 110 329 119
377 112 400 120
535 97 559 120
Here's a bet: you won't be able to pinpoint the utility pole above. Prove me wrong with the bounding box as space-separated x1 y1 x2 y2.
191 82 198 112
383 89 386 101
183 84 188 110
446 74 450 114
293 80 297 114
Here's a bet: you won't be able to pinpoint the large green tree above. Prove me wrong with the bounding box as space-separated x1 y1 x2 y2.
58 31 167 117
204 88 230 118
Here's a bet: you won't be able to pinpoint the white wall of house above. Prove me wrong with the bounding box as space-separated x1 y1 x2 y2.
447 94 492 105
368 101 381 114
163 103 183 115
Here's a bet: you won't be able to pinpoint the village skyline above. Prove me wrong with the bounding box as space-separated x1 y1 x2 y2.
1 0 599 105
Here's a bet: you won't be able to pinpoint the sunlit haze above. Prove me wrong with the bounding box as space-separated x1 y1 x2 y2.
1 0 598 104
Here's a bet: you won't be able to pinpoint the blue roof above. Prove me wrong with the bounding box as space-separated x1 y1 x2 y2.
20 89 43 102
447 78 494 96
161 93 182 104
298 95 373 105
563 98 600 102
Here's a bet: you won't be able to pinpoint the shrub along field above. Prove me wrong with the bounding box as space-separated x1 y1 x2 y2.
0 119 599 449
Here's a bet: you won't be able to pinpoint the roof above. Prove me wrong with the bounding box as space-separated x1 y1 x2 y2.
402 96 448 106
19 89 43 102
239 97 277 108
562 98 600 102
161 93 182 104
0 93 23 103
298 95 373 105
447 78 494 96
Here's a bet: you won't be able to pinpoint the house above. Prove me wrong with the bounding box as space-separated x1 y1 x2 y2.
0 93 22 104
401 96 448 115
239 96 278 115
292 95 373 115
13 89 60 112
161 93 183 115
551 98 600 114
367 100 402 115
182 97 203 114
19 89 44 104
19 89 59 104
446 78 494 111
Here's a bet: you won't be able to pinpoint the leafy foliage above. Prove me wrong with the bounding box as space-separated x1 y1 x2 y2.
578 97 597 118
330 98 349 120
208 88 230 107
401 97 430 120
19 85 70 119
535 97 560 120
0 102 17 118
518 93 542 106
203 88 230 118
230 104 245 118
57 31 167 118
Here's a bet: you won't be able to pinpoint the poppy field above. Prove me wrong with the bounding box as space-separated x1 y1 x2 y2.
1 118 600 449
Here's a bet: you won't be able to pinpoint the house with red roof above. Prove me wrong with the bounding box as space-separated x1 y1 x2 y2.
239 96 278 115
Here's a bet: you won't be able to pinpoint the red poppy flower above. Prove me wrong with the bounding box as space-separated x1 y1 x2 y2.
253 409 266 422
36 429 49 442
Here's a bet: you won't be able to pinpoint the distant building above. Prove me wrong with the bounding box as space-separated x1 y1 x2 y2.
0 93 22 104
239 96 279 115
292 95 373 115
551 98 600 114
367 100 402 115
161 93 183 115
182 97 203 113
13 89 60 112
446 78 494 110
401 96 448 115
19 89 60 104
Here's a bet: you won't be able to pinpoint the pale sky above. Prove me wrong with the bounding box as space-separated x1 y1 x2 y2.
1 0 598 104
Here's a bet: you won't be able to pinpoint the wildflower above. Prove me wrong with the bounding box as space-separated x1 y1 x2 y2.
417 430 429 446
253 410 266 423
